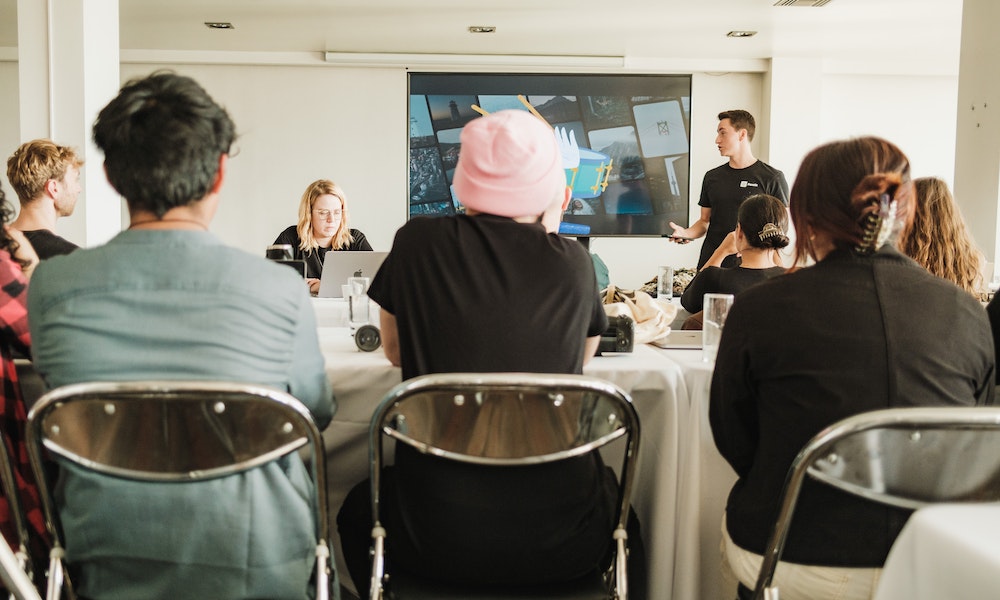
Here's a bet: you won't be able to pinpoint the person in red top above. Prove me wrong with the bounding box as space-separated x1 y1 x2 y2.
0 183 44 586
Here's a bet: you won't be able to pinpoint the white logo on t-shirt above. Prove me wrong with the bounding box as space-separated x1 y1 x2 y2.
740 181 760 188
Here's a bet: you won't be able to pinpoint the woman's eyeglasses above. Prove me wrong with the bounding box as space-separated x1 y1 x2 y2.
314 209 342 220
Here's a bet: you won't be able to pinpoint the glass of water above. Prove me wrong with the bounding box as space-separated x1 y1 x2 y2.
702 293 734 363
657 266 674 301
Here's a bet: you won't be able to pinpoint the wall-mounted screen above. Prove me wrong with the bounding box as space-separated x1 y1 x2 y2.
408 72 692 237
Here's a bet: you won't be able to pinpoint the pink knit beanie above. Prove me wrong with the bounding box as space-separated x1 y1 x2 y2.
452 109 565 218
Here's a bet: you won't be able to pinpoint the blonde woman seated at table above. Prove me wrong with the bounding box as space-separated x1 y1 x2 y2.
710 137 994 600
679 194 787 328
898 176 983 297
273 179 372 294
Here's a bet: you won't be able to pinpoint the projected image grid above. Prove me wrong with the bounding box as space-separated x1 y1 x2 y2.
408 73 692 236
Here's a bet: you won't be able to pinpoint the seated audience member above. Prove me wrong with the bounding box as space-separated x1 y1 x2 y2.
273 179 372 295
27 71 333 600
6 139 83 258
710 137 994 600
337 110 643 597
0 185 47 579
680 193 788 315
898 176 983 296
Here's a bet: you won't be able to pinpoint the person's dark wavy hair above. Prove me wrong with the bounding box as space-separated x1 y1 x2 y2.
0 186 30 269
738 193 789 250
790 136 912 264
92 70 236 217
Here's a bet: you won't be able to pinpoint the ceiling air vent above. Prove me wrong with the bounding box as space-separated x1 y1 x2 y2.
774 0 833 6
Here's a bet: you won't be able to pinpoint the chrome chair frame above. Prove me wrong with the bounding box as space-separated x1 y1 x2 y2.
0 430 39 600
24 381 332 600
0 430 34 589
0 536 40 600
367 372 641 600
752 406 1000 600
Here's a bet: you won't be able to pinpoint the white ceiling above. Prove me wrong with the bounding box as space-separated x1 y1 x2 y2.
0 0 965 73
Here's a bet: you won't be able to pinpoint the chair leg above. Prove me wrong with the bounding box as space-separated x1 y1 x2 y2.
613 526 628 600
369 525 386 600
45 548 64 600
316 541 331 600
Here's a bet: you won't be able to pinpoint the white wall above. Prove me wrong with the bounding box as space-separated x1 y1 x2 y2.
1 61 963 289
821 73 959 185
119 63 409 261
0 61 19 203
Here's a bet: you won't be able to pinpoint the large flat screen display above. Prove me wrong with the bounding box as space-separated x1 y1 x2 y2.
408 72 692 236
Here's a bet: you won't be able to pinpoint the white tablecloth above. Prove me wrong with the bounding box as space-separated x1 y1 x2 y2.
319 327 735 599
874 504 1000 600
655 348 737 600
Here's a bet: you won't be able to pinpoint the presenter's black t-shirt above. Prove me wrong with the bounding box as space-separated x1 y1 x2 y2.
698 161 788 269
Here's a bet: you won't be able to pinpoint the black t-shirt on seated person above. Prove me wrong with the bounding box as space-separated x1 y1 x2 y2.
368 213 607 380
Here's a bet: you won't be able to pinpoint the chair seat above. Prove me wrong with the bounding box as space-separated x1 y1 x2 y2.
386 568 610 600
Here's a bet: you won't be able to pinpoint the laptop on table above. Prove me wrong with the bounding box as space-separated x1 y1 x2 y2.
650 329 702 350
316 251 389 298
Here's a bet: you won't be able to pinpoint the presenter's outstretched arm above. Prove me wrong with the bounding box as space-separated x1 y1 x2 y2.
668 207 711 243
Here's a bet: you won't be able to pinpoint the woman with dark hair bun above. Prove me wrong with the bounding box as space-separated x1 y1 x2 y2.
709 137 994 600
680 193 788 316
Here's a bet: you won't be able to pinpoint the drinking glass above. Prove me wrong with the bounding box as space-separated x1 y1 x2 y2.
657 266 674 301
347 276 370 295
348 293 369 327
702 293 734 363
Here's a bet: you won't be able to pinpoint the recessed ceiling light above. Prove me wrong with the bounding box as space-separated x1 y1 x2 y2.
204 22 235 30
726 30 758 38
774 0 833 6
468 26 496 34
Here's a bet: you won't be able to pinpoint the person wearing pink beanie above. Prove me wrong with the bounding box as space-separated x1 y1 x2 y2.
337 109 646 597
451 109 570 231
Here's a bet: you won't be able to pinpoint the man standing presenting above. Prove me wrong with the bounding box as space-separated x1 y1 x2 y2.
669 110 788 269
6 139 82 258
28 72 333 600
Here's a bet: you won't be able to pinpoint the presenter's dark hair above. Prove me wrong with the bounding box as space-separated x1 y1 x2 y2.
92 70 236 217
718 110 755 141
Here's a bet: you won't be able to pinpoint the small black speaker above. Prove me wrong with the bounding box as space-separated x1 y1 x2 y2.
354 324 382 352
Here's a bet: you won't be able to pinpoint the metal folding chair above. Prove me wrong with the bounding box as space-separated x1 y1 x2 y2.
0 430 39 600
752 406 1000 600
367 372 640 600
0 430 34 588
25 381 332 600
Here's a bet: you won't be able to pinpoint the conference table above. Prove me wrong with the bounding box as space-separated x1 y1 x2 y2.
873 504 1000 600
314 299 738 600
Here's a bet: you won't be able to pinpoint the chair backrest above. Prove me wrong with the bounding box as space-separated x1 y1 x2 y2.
25 380 332 600
753 406 1000 600
367 372 640 599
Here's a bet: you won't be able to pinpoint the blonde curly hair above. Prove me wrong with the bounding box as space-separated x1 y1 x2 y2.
899 177 983 296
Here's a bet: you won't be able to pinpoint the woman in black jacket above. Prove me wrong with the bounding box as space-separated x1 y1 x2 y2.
709 137 995 600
